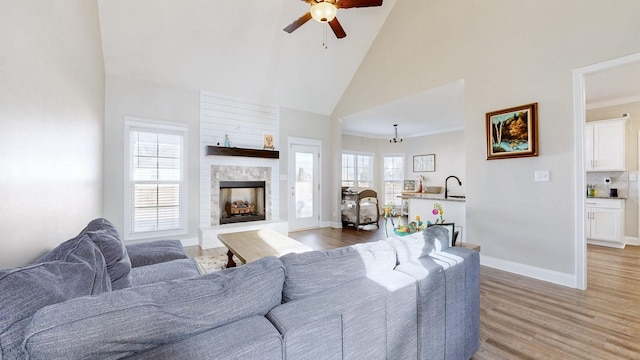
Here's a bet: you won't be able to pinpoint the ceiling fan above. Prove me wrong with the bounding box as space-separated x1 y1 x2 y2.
283 0 383 39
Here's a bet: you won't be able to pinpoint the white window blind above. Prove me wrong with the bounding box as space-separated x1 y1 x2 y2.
125 119 187 240
383 155 404 206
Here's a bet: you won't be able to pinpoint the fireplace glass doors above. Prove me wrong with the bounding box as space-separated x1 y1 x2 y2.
219 181 266 224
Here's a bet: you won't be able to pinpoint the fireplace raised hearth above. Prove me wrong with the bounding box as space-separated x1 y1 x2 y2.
219 181 266 225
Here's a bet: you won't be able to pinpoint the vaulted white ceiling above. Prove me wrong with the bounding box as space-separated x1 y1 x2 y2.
97 0 397 115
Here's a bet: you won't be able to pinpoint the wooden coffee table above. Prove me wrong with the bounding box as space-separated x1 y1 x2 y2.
217 229 312 268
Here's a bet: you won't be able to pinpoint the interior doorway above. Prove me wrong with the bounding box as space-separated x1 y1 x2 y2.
574 52 640 290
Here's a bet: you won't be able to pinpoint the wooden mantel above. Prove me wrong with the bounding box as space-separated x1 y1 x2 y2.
206 146 279 159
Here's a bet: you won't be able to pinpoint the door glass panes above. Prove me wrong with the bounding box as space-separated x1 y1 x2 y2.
295 152 314 219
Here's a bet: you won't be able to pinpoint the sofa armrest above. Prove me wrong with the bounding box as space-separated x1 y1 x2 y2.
126 240 188 267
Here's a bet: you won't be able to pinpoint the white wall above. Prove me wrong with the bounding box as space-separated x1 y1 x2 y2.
103 75 201 244
333 0 640 285
0 1 105 267
279 107 333 224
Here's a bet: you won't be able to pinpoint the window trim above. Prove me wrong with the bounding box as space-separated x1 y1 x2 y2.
123 117 188 241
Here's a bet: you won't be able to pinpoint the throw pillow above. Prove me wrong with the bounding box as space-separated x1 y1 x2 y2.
0 255 106 359
81 218 132 289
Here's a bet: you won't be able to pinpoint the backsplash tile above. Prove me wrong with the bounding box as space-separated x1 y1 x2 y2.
586 171 628 198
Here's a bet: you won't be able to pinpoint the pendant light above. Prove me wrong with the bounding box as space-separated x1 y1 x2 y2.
389 124 403 143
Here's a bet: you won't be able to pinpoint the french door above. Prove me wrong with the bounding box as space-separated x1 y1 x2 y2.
288 138 321 231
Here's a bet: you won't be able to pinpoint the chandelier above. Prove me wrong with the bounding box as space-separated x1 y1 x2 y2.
389 124 403 143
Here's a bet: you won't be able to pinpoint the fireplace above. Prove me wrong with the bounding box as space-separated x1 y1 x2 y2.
219 181 266 224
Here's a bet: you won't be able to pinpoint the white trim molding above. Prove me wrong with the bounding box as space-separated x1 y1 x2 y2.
481 255 577 288
573 52 640 290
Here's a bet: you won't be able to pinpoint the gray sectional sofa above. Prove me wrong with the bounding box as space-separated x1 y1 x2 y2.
0 219 479 359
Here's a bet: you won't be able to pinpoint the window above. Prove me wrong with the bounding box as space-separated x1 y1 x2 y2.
383 155 404 206
341 152 373 188
124 119 187 240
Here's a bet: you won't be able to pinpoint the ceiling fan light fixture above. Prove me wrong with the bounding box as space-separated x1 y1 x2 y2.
310 2 337 23
389 124 403 143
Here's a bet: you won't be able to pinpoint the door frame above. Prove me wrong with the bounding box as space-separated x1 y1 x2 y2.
573 52 640 290
288 137 322 231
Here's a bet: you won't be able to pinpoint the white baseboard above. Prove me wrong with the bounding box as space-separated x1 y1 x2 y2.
624 236 639 246
179 236 199 247
481 255 577 288
330 221 342 229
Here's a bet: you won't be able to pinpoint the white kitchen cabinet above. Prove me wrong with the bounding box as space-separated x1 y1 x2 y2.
586 198 625 248
585 117 627 171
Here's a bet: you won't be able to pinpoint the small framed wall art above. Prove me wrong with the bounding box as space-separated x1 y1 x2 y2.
403 180 416 191
413 154 435 172
486 102 538 160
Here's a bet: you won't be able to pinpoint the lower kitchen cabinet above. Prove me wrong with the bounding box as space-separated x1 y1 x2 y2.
586 198 625 248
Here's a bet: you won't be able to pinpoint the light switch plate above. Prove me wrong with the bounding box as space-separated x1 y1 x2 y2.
535 170 550 182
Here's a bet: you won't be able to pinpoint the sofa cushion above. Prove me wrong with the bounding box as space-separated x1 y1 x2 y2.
386 225 450 265
279 240 396 302
23 256 285 360
129 258 201 287
126 239 189 268
125 316 283 360
81 218 132 289
0 238 109 359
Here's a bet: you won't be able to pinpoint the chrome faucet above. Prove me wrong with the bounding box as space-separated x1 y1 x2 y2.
445 175 462 199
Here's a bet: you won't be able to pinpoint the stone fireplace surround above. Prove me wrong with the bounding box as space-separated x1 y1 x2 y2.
211 165 271 226
199 158 287 249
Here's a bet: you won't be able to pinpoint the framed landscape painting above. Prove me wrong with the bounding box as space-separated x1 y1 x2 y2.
485 103 538 160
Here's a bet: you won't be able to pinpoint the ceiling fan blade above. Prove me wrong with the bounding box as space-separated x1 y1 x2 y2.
283 12 312 33
329 17 347 39
336 0 383 9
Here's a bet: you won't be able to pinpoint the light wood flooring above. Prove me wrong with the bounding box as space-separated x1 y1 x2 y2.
186 225 640 359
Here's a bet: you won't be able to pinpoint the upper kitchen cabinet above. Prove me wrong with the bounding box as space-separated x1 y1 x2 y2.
585 116 628 172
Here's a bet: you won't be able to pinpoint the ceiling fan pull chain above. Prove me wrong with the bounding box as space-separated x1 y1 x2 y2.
323 23 328 49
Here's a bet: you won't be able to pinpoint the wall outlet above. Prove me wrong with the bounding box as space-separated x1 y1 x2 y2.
604 177 611 185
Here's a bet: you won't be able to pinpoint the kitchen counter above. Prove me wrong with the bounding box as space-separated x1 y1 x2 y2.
402 192 466 202
586 196 626 200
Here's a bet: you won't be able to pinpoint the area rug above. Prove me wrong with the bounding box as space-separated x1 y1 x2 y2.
193 247 242 273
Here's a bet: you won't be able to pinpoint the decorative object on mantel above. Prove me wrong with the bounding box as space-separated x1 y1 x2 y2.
413 154 435 172
263 134 275 150
206 146 279 159
223 134 231 147
486 102 538 160
389 124 403 143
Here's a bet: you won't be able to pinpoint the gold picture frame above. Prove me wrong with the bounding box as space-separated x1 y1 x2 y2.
486 103 538 160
